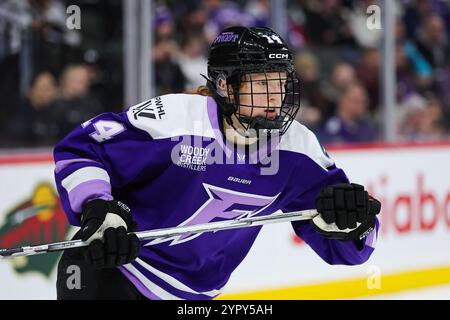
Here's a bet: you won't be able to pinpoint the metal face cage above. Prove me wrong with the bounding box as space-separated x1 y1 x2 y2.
225 66 301 137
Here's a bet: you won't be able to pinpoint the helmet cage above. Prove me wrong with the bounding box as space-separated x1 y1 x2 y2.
219 64 300 137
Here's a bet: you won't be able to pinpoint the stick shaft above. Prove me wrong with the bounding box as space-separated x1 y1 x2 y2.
0 209 317 258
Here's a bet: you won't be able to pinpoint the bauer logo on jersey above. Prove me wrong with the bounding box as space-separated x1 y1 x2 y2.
132 96 167 121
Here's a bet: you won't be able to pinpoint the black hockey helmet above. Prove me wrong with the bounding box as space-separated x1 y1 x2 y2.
206 26 300 137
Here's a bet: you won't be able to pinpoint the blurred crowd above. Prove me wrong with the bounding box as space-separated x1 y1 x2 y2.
0 0 121 147
0 0 449 148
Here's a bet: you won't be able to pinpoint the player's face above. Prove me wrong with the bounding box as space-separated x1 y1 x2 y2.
238 72 287 120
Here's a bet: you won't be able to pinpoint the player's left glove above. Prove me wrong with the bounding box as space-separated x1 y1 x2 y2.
312 183 381 241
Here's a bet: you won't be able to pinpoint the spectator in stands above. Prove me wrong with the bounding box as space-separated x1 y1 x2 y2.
52 64 102 140
396 42 422 101
176 35 208 91
153 37 186 96
415 97 445 140
403 0 435 41
28 0 81 74
435 62 450 123
395 18 433 94
0 1 31 61
7 72 59 146
317 82 378 144
302 0 355 46
415 13 450 69
176 1 209 38
0 0 80 62
355 48 379 111
294 51 326 130
287 0 308 48
0 0 77 142
154 5 175 41
398 94 445 141
397 93 424 138
322 62 358 115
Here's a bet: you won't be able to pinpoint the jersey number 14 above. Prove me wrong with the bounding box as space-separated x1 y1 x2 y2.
85 120 126 143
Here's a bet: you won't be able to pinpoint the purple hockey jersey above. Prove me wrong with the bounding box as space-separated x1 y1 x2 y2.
54 94 379 300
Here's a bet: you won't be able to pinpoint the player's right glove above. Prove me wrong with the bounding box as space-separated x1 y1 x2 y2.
312 183 381 242
80 199 140 269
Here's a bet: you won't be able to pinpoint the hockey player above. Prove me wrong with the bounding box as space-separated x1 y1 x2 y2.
54 26 381 300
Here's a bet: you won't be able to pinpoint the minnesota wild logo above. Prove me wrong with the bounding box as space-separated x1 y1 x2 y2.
0 183 71 277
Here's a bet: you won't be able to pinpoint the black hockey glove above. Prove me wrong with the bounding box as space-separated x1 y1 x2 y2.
81 199 140 269
313 183 381 242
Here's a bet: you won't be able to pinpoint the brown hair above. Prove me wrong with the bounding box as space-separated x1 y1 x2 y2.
186 85 214 97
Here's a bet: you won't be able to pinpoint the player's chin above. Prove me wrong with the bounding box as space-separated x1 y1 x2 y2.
266 111 279 120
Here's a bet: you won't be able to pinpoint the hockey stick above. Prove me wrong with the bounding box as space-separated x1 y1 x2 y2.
0 209 318 259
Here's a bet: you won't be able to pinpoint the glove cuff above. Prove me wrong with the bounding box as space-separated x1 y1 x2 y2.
311 214 376 242
81 199 137 231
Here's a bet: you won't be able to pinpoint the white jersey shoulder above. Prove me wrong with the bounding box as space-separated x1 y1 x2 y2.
279 120 335 170
126 94 215 140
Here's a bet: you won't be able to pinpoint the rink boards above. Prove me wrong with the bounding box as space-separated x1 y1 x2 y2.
0 143 449 299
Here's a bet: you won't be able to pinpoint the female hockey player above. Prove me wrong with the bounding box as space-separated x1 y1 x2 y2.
55 26 381 300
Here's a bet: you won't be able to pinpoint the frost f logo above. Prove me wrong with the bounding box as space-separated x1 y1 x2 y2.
146 184 279 246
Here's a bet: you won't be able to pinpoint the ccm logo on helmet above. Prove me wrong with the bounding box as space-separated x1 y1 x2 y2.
268 53 289 59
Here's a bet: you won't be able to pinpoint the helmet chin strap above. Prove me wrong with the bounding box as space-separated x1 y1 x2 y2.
246 116 283 130
222 113 283 146
239 115 284 138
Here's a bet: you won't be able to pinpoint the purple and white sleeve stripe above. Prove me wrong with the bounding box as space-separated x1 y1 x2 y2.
61 166 113 213
55 158 100 174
